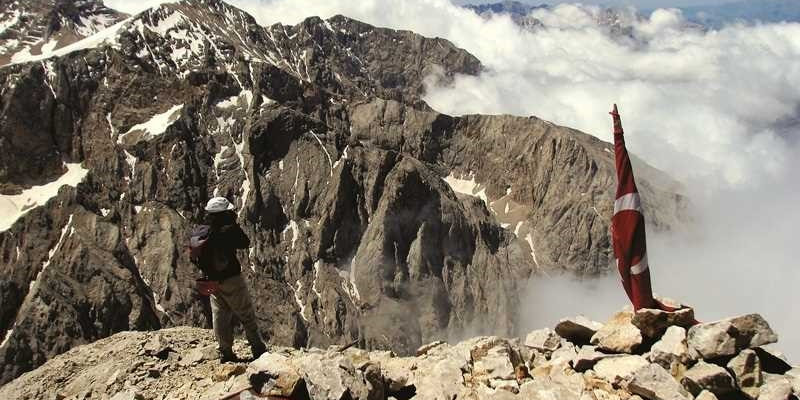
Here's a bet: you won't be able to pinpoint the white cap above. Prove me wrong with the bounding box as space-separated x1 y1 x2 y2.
205 197 235 213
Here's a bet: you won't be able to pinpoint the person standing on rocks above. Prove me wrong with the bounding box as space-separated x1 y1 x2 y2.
189 197 267 362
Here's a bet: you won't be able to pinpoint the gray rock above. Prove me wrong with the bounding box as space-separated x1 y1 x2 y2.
681 360 736 396
525 328 562 352
593 355 650 385
648 326 689 377
591 311 643 354
695 390 719 400
472 340 519 382
632 307 695 339
179 345 218 367
727 349 763 399
555 316 604 344
248 353 304 397
109 391 144 400
627 363 692 400
757 377 793 400
572 346 618 372
687 314 778 360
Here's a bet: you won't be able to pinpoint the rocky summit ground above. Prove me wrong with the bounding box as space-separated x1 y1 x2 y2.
1 302 797 400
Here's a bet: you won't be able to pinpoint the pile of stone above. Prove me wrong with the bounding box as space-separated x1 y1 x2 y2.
249 302 799 400
1 306 797 400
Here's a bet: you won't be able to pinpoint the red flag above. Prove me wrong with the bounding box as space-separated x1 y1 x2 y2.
610 104 655 311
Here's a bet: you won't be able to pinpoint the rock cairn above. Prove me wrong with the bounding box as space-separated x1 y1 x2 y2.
1 303 797 400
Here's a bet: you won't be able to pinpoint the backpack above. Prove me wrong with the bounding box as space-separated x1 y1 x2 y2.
189 225 215 272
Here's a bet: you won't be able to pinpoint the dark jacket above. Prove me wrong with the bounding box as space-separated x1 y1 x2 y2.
200 212 250 281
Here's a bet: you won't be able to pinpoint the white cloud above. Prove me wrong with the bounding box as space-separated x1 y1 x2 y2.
104 0 800 360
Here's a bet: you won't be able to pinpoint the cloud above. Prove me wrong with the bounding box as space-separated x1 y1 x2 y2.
105 0 800 360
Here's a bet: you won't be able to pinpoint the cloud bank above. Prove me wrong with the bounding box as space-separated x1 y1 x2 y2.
106 0 800 360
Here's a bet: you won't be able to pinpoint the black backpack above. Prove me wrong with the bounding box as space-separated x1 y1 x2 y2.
189 225 215 272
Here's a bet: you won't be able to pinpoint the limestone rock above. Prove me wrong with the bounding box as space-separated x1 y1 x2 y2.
472 340 519 382
525 328 562 352
632 307 695 339
573 346 618 372
248 353 304 397
591 311 643 354
648 326 689 377
416 341 446 357
681 360 736 396
627 363 692 400
179 345 218 366
109 391 144 400
593 355 650 385
727 349 763 399
757 377 793 400
550 341 578 366
555 316 604 344
687 314 778 360
695 390 719 400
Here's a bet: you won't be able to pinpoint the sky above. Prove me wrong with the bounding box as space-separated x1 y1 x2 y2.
452 0 743 7
105 0 800 361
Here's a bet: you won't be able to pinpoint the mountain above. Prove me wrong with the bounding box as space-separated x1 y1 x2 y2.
0 309 796 400
678 0 800 28
465 1 547 28
465 1 547 18
0 0 684 385
0 0 127 66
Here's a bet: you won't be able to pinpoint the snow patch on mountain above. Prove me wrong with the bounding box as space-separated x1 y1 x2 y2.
117 104 183 144
444 173 489 205
0 164 89 232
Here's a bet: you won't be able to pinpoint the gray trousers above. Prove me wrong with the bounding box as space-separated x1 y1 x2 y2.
210 274 265 353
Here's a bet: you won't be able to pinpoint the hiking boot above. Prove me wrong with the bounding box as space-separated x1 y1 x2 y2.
219 349 237 363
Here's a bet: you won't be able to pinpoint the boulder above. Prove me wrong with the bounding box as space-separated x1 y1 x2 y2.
525 328 562 352
648 326 690 377
681 360 736 396
627 363 692 400
593 355 650 385
555 316 604 344
178 345 218 366
550 340 578 365
754 347 793 375
573 346 619 372
695 390 719 400
727 349 763 399
248 353 304 397
109 391 144 400
472 342 518 381
416 341 446 357
687 314 778 360
591 311 643 354
632 307 696 339
757 377 793 400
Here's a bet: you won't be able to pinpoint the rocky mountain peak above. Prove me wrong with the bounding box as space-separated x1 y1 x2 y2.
0 0 125 65
0 0 685 388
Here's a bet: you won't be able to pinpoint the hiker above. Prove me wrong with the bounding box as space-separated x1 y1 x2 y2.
189 197 267 362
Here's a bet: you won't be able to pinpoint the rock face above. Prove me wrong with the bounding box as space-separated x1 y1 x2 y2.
0 0 127 66
0 0 686 385
0 311 795 400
